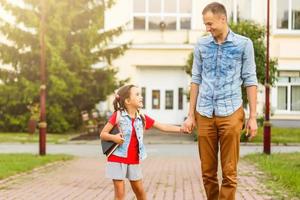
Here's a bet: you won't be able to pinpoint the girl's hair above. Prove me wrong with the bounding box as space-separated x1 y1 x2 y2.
113 84 146 127
113 84 136 112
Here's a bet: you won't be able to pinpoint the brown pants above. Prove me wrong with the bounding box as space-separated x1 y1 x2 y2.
196 107 245 200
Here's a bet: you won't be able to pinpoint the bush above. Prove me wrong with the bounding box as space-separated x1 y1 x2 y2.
47 104 71 133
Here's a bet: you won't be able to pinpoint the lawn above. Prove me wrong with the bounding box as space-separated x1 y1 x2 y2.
0 153 73 180
244 152 300 198
194 127 300 144
249 127 300 144
0 132 80 144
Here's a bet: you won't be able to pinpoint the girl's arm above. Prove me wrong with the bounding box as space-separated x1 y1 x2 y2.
153 121 183 133
99 123 124 144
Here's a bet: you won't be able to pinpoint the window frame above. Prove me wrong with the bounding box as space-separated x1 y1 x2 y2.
276 82 300 113
142 87 146 109
274 0 300 34
277 85 288 110
152 89 160 109
178 87 183 110
165 90 174 110
132 0 192 31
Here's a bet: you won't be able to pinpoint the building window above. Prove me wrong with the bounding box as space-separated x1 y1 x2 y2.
165 90 173 109
291 86 300 111
133 17 146 29
142 87 146 108
134 0 146 12
149 0 161 13
228 0 252 23
165 0 176 13
277 0 288 29
277 75 300 111
152 90 160 109
132 0 192 30
276 0 300 31
164 17 177 30
277 86 288 110
149 16 161 30
180 17 191 29
178 88 183 110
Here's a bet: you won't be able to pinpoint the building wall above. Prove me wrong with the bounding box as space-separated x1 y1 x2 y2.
1 1 299 123
104 0 200 124
110 46 191 124
104 0 300 122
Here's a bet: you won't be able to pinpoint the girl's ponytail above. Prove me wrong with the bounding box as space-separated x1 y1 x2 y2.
113 94 121 112
113 84 135 112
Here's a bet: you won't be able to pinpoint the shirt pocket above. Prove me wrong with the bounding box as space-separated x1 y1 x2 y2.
222 53 241 77
202 52 214 75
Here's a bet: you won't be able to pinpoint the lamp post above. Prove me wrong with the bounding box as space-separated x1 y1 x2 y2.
264 0 271 154
39 0 46 155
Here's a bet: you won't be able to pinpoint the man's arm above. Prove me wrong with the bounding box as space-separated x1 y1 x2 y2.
188 83 199 118
183 43 202 133
247 86 257 119
184 83 199 132
241 39 258 140
246 85 258 140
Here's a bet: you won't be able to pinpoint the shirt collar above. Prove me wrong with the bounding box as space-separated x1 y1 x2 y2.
208 29 235 44
120 110 142 120
225 29 234 42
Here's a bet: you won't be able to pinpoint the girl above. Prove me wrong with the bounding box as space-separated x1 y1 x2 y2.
100 84 186 200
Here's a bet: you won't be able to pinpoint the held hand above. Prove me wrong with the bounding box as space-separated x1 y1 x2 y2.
180 125 191 134
113 133 125 144
245 117 258 141
183 116 196 133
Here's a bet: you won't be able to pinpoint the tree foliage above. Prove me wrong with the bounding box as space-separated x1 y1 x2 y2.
0 0 127 132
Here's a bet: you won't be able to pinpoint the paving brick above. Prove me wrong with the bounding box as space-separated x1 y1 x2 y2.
0 155 276 200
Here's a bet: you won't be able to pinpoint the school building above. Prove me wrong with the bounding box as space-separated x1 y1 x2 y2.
101 0 300 125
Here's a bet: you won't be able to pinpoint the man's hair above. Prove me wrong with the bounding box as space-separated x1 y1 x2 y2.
202 2 227 18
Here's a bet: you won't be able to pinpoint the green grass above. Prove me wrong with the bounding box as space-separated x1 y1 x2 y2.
194 127 300 144
0 153 73 180
250 127 300 144
0 132 80 144
244 153 300 198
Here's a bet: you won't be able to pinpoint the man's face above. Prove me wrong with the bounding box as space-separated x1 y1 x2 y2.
203 11 227 38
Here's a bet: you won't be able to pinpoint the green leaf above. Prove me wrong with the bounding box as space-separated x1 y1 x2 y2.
0 0 128 133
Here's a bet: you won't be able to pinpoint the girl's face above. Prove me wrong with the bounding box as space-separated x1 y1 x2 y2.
126 87 143 109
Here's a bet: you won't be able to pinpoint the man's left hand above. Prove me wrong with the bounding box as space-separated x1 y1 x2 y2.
246 117 258 141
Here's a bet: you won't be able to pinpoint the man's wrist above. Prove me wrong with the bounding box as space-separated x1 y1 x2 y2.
188 112 195 118
249 114 257 119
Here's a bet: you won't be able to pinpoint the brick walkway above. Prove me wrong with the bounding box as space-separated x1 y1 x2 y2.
0 155 273 200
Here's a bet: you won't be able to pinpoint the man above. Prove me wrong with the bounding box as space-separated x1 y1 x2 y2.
183 2 258 200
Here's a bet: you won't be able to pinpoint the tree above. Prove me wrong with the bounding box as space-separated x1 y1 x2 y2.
0 0 127 133
185 20 277 106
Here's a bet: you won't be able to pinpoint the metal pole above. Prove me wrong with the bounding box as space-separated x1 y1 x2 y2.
39 0 46 155
263 0 271 154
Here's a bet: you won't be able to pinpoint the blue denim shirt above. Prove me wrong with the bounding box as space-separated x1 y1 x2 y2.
191 30 258 118
112 110 147 160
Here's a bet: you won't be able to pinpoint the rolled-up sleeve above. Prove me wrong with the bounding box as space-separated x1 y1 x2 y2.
241 39 258 87
191 44 202 85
